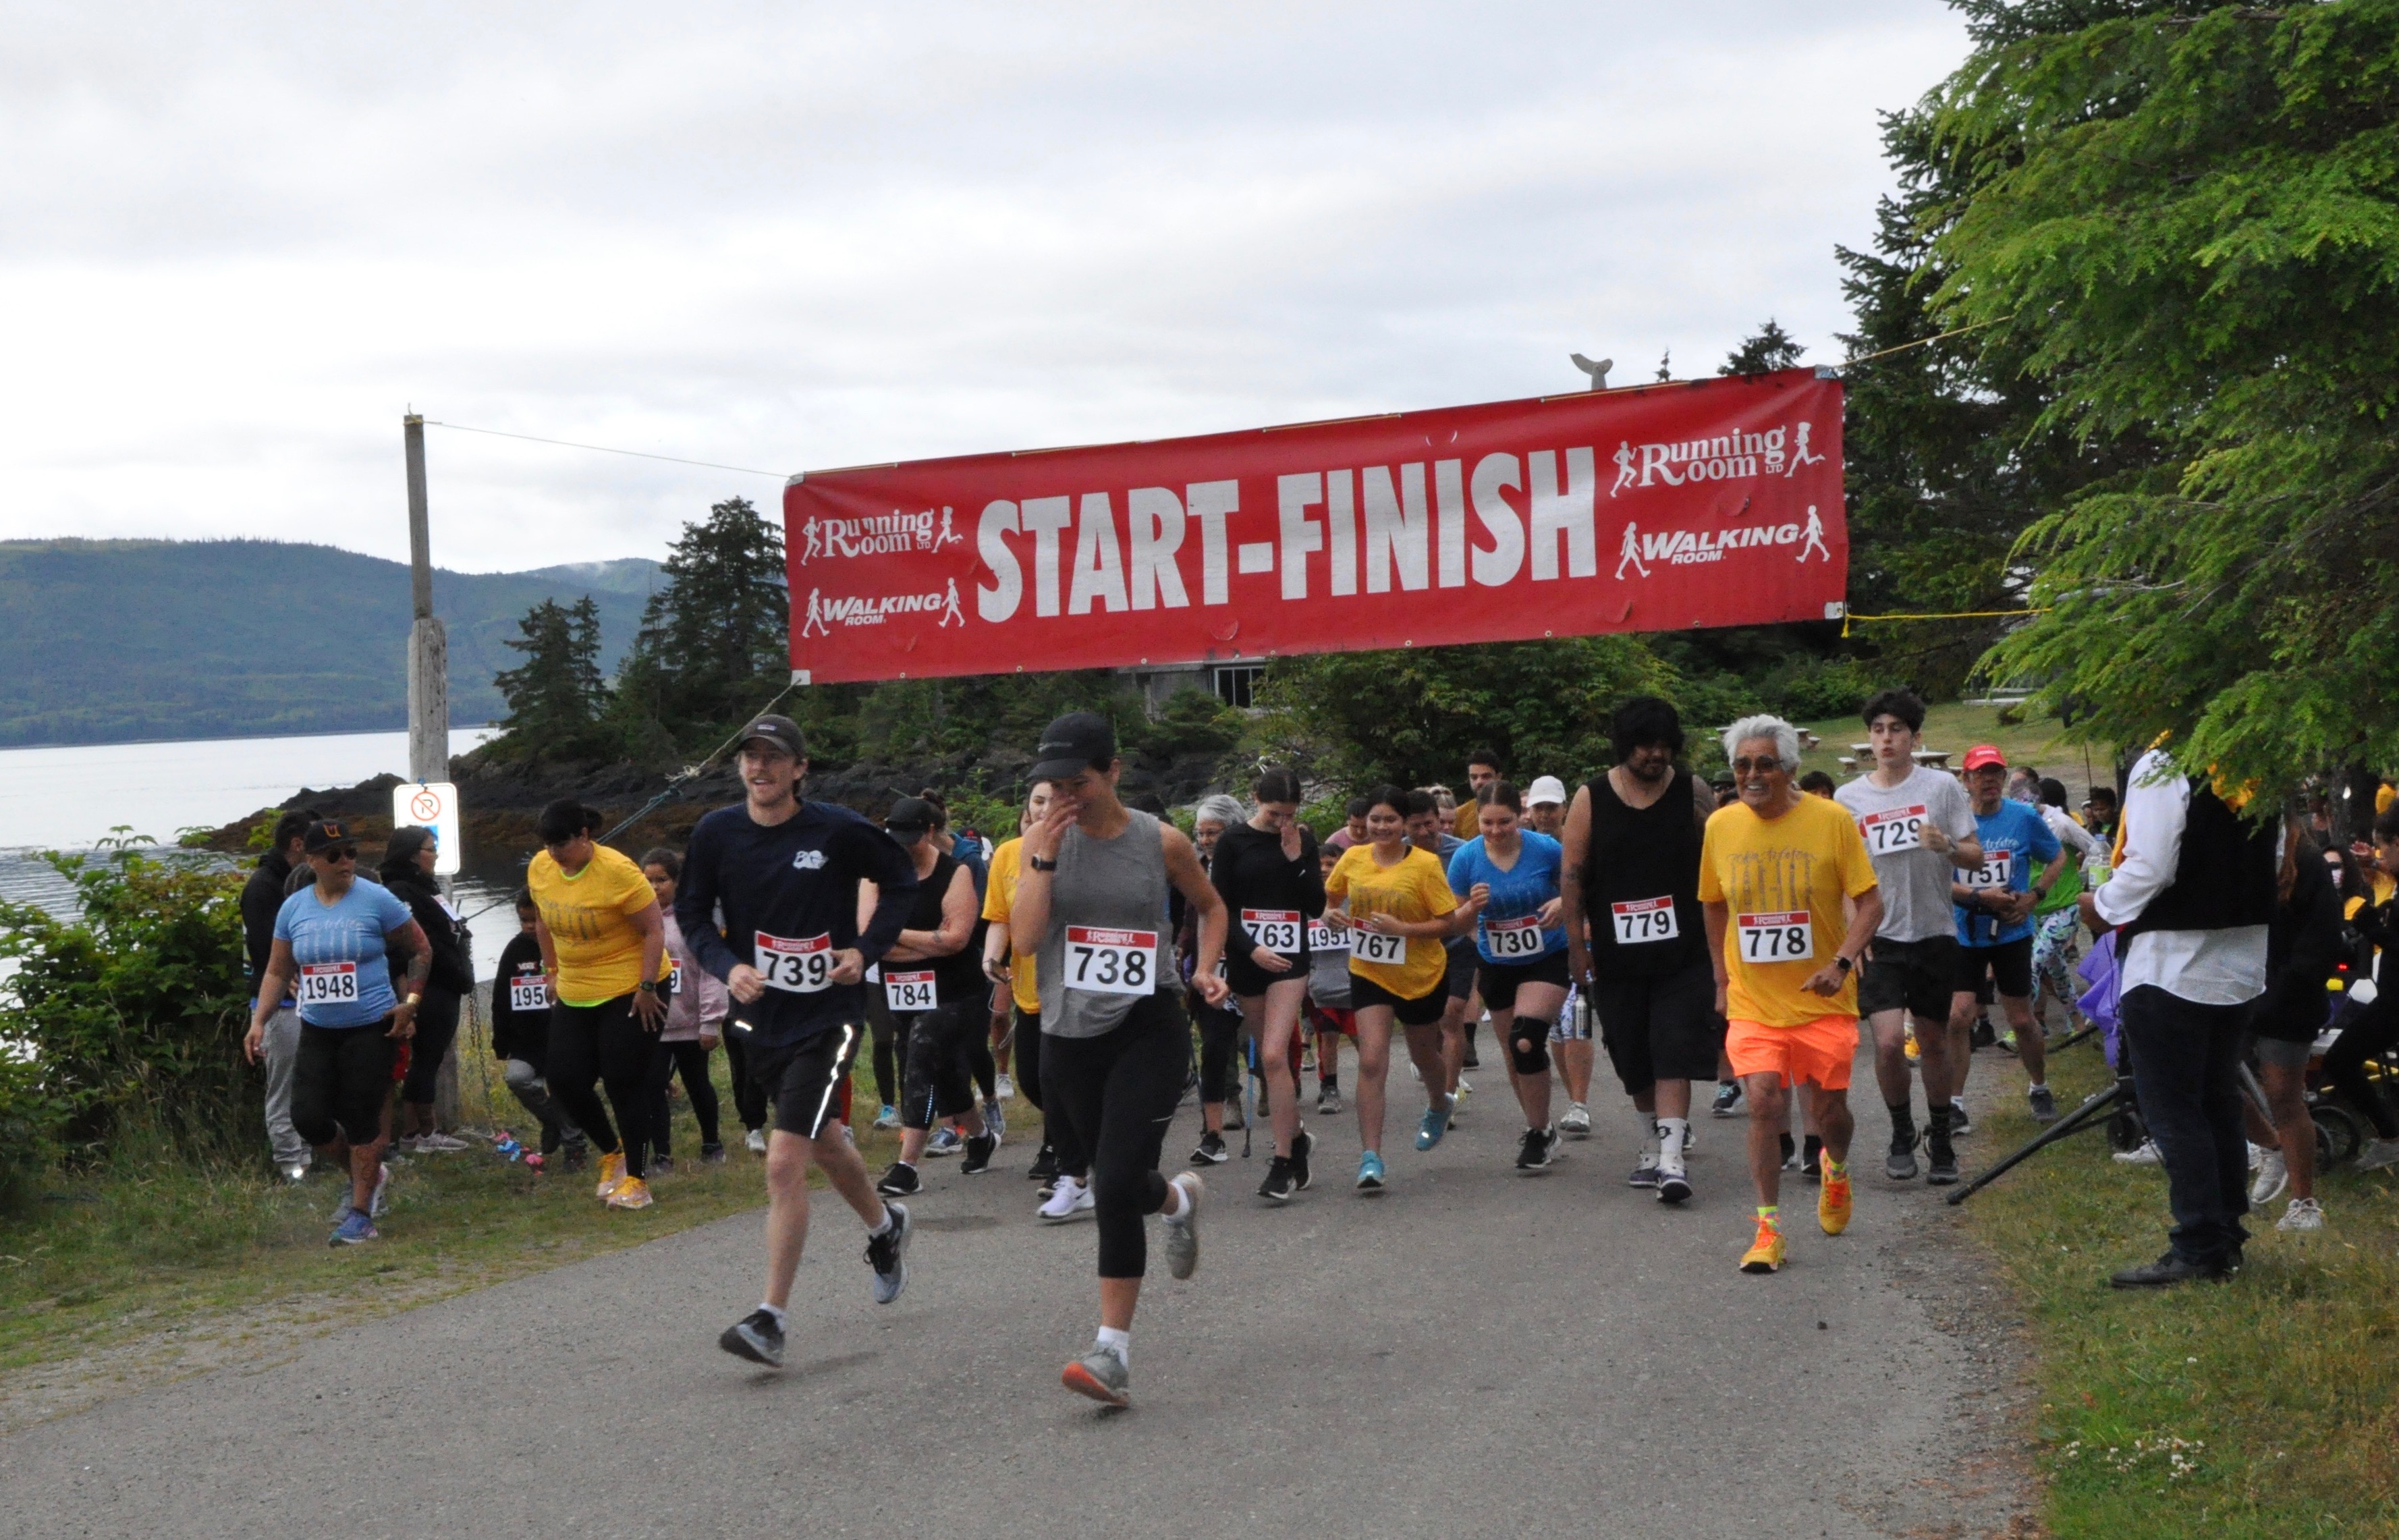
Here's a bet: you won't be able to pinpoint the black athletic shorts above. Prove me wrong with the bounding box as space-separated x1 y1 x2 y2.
1954 937 2035 1002
1350 972 1450 1027
1590 958 1724 1093
1228 946 1308 999
292 1020 397 1147
1475 950 1572 1012
1443 939 1478 1001
1859 934 1960 1022
746 1020 864 1138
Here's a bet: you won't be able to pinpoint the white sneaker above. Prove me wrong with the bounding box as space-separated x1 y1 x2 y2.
2278 1197 2323 1232
1558 1103 1592 1138
1455 1074 1473 1098
745 1128 769 1155
2249 1149 2289 1206
2246 1140 2269 1174
2356 1137 2399 1172
2112 1138 2163 1166
414 1131 471 1153
995 1073 1014 1101
1039 1174 1094 1222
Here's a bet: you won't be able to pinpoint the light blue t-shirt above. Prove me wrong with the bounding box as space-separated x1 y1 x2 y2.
275 880 416 1027
1954 798 2062 949
1447 831 1568 965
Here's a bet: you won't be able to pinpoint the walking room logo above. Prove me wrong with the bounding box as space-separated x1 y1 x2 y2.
1612 506 1833 577
1607 419 1824 496
798 580 968 637
798 506 966 563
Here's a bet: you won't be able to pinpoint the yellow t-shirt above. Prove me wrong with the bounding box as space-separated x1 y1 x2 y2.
1698 793 1878 1027
981 837 1041 1016
528 844 665 1006
1453 803 1480 841
1325 844 1458 999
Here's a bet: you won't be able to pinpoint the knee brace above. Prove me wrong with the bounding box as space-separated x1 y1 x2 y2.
1509 1018 1554 1075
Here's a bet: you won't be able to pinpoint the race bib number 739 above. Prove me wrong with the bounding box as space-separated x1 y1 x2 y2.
756 931 835 993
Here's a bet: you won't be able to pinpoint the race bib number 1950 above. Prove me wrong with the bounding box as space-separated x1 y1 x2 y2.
1609 896 1679 945
1241 908 1303 954
755 931 835 993
1858 804 1927 856
1352 929 1408 966
1736 911 1815 964
507 972 549 1013
297 962 359 1007
1064 927 1157 996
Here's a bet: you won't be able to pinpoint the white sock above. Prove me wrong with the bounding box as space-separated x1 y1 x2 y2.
868 1205 895 1236
1657 1117 1689 1162
1161 1178 1190 1223
2029 1082 2049 1095
756 1302 786 1328
1095 1325 1130 1366
1631 1108 1659 1152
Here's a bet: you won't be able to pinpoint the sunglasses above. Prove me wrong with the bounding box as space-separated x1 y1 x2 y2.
317 846 357 862
1728 757 1782 775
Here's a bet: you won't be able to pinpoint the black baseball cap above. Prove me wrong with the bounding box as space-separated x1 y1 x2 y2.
738 715 806 761
1029 711 1115 783
302 818 354 854
885 796 937 834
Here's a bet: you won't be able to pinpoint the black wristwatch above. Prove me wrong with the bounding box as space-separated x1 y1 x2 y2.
1028 854 1059 873
637 979 661 995
1834 954 1854 974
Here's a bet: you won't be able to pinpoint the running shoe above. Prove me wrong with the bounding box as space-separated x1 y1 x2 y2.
606 1176 654 1210
876 1161 921 1197
745 1128 769 1155
1063 1347 1131 1408
873 1105 901 1131
865 1202 911 1304
1221 1101 1246 1131
1628 1148 1659 1188
1028 1143 1057 1184
1414 1103 1452 1151
1654 1149 1691 1205
926 1126 964 1157
1356 1151 1385 1192
1290 1127 1315 1191
702 1143 727 1164
1316 1084 1342 1116
1454 1074 1473 1099
1462 1043 1481 1069
719 1308 784 1367
1997 1028 2018 1053
2356 1138 2399 1172
279 1161 309 1184
414 1130 470 1153
1259 1155 1296 1203
329 1209 379 1247
995 1072 1014 1101
2277 1197 2324 1232
1902 1026 1921 1064
961 1131 997 1174
1039 1174 1094 1222
1925 1127 1960 1186
1948 1103 1973 1139
1886 1125 1921 1182
1558 1102 1593 1138
1819 1165 1852 1236
1162 1173 1203 1280
2028 1085 2060 1124
1515 1125 1557 1172
1711 1081 1743 1118
1970 1015 1997 1049
650 1155 675 1177
1739 1219 1786 1274
1780 1132 1798 1171
595 1149 626 1201
2250 1149 2290 1207
983 1100 1007 1145
1191 1131 1230 1165
2112 1138 2161 1165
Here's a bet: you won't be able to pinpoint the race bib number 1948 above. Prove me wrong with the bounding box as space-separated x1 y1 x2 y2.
1064 927 1156 996
297 962 359 1007
756 931 835 993
1736 912 1815 964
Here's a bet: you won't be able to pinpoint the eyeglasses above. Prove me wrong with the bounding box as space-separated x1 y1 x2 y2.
1728 757 1782 775
319 846 356 862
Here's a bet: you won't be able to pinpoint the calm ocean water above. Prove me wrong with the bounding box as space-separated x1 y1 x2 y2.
0 727 529 977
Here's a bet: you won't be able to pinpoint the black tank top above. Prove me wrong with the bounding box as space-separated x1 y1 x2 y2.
1582 766 1707 977
900 852 985 1005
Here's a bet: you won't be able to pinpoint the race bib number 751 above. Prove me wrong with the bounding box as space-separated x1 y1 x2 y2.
756 931 835 993
1736 912 1815 964
1969 850 2016 889
1064 927 1156 995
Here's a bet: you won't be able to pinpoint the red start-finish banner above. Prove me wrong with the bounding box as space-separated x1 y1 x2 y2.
782 368 1844 684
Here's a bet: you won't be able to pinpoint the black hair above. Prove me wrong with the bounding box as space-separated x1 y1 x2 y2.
1481 781 1522 816
1466 747 1504 773
2038 777 2068 809
1609 696 1684 761
1364 783 1410 820
639 847 682 881
1254 767 1304 804
1860 688 1927 734
916 789 949 829
2375 806 2399 846
1402 788 1439 819
536 798 603 845
271 809 314 850
1798 770 1838 796
2327 844 2366 901
2086 785 2120 809
513 885 535 909
1344 796 1373 821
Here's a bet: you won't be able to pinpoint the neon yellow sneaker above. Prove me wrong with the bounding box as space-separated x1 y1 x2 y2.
1819 1165 1852 1236
595 1149 626 1201
605 1175 653 1210
1902 1026 1921 1064
1740 1217 1786 1274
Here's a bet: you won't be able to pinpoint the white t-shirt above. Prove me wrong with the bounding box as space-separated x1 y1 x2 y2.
1834 767 1978 943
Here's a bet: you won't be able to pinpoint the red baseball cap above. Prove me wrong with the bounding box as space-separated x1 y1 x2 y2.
1962 744 2008 771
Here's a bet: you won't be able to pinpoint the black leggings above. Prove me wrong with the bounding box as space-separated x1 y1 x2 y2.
869 995 907 1111
400 988 461 1104
967 1031 997 1103
642 1039 721 1163
902 1003 979 1129
293 1021 396 1147
719 1029 767 1134
548 993 649 1176
1194 997 1242 1107
1017 1007 1086 1178
1045 993 1188 1278
2324 993 2399 1139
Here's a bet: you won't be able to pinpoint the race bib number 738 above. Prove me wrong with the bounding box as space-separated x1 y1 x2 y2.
1064 926 1156 996
1735 912 1815 964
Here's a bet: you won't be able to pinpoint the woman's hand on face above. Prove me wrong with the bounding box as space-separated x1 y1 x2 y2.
1026 802 1078 864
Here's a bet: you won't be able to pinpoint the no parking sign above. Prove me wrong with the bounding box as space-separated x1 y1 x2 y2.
391 781 462 876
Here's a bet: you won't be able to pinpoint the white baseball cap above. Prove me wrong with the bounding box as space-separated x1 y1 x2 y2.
1526 775 1568 807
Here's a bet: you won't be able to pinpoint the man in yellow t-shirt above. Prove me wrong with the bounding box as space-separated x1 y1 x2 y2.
1699 715 1882 1275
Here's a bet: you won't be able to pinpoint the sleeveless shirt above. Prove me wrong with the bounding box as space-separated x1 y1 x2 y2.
1582 766 1707 977
1037 807 1178 1039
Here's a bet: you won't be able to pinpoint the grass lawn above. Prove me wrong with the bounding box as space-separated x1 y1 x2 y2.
1791 698 2120 803
1956 1030 2399 1535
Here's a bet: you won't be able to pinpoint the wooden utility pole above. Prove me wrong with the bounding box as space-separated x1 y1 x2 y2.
403 414 462 1126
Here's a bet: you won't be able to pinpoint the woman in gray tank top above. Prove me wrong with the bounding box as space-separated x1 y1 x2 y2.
1008 713 1230 1409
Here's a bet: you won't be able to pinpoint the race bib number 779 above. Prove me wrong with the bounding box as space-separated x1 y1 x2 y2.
1735 912 1815 964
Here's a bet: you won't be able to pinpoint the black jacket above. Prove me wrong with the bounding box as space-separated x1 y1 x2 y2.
380 865 476 996
489 931 548 1066
240 848 297 995
2258 843 2345 1039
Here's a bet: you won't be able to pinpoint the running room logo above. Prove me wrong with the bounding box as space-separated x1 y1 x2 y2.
798 581 968 636
797 507 966 563
1612 507 1833 576
1608 420 1825 496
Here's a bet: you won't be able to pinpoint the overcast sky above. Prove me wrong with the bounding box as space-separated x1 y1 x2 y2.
2 1 1967 574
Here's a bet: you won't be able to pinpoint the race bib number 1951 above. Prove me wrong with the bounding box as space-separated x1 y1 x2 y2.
1609 896 1679 945
756 931 835 993
1306 920 1347 955
1064 927 1157 996
1858 804 1927 856
1352 929 1408 966
297 962 359 1007
1736 911 1815 964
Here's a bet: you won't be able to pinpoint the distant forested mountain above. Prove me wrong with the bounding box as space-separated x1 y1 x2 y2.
0 539 658 746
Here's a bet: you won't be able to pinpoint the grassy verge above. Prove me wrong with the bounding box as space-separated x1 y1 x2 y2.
1957 1034 2399 1535
0 1046 938 1383
1793 698 2116 800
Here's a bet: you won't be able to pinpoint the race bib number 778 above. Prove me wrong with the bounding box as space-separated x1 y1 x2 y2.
1735 912 1815 964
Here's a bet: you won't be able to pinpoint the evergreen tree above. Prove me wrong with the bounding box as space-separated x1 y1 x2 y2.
624 497 790 744
1718 319 1806 375
492 595 607 757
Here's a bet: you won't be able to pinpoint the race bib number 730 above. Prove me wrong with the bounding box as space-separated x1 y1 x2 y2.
755 931 835 993
1484 916 1547 959
1735 912 1815 964
1064 927 1156 995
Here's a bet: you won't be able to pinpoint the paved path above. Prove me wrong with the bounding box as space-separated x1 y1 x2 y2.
3 1058 2031 1539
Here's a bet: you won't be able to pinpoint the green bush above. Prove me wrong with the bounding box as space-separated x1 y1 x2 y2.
0 835 256 1165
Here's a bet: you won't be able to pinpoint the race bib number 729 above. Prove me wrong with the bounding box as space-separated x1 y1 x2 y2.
1064 927 1156 995
1735 912 1815 964
1858 804 1927 856
756 931 835 993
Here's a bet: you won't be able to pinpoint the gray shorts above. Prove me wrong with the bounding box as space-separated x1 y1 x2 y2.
2244 1032 2311 1070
